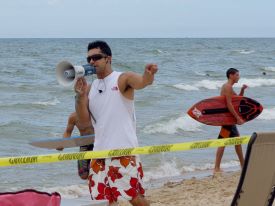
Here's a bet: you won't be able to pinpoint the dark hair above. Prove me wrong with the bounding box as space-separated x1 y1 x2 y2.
226 68 239 79
87 40 112 56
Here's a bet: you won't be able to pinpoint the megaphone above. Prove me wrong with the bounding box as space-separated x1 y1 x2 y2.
56 61 96 86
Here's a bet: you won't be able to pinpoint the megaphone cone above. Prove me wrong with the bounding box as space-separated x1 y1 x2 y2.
56 61 96 86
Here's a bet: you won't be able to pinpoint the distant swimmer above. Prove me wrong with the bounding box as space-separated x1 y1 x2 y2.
58 112 94 180
214 68 248 174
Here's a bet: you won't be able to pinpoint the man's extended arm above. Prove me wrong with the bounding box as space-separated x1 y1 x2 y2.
239 84 248 96
119 64 158 93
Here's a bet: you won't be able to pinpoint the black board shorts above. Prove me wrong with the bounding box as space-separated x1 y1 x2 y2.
218 125 240 139
77 144 94 178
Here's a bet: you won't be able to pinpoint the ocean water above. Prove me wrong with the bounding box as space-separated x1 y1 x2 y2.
0 38 275 205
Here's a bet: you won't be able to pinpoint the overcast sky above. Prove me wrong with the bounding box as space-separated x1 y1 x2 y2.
0 0 274 38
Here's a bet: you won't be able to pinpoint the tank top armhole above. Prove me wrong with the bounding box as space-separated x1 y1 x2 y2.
116 72 134 102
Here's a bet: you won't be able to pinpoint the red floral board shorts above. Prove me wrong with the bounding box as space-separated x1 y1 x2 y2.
88 156 145 203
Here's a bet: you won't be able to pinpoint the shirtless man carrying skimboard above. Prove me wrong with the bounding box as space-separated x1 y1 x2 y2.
214 68 248 173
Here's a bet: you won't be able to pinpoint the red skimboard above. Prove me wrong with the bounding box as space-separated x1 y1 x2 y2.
187 96 263 126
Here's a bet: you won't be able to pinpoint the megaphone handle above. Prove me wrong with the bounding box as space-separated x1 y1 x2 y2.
83 64 96 76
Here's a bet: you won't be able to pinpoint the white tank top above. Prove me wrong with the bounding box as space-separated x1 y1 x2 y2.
88 71 138 151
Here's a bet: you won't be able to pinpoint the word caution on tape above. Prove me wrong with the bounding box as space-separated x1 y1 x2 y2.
0 136 250 167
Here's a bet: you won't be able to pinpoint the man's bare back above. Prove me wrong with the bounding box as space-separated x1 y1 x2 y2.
63 112 94 138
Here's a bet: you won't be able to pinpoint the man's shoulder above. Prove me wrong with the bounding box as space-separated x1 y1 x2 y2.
222 83 233 90
117 71 131 82
220 83 233 95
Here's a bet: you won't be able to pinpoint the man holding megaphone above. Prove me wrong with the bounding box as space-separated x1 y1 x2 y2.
74 40 157 206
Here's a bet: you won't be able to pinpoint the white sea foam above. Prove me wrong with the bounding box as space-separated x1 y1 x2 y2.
240 78 275 88
262 67 275 72
258 107 275 120
182 160 240 172
144 160 181 182
173 78 275 91
32 98 60 106
0 99 60 108
143 115 202 134
235 49 255 54
173 80 224 91
144 160 240 181
173 84 200 91
44 184 89 199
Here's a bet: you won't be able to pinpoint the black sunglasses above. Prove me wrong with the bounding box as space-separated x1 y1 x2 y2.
87 54 107 63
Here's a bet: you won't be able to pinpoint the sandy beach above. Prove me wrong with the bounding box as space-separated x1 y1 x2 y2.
120 171 241 206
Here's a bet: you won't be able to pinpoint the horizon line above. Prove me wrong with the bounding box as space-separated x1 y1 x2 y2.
1 37 275 39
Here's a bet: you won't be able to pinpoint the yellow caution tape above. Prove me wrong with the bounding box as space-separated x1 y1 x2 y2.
0 136 251 167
